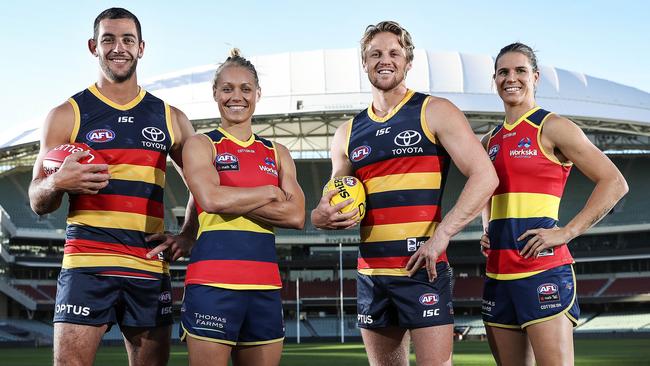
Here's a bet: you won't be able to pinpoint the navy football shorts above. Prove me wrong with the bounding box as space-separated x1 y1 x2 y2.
482 264 580 329
357 262 454 329
180 284 284 346
53 269 173 328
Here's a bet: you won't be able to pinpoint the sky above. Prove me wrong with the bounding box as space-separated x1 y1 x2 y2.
1 0 648 132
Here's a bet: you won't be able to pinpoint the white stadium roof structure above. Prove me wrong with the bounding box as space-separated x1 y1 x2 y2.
2 48 650 163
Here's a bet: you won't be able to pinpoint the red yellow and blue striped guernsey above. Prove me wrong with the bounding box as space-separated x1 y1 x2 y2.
185 128 282 290
486 106 574 280
347 90 450 276
64 84 174 280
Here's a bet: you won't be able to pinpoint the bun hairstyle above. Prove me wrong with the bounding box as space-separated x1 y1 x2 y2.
213 48 260 91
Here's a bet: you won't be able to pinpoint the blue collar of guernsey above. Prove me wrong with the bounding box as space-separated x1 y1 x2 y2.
502 106 541 131
88 84 146 111
367 89 415 123
217 126 256 147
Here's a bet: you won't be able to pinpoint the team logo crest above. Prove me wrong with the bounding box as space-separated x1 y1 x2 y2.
517 137 532 149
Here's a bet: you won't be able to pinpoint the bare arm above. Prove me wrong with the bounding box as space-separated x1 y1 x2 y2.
519 115 628 258
182 134 284 215
311 120 358 229
407 98 498 279
246 143 306 229
29 102 110 215
146 106 199 260
479 132 493 257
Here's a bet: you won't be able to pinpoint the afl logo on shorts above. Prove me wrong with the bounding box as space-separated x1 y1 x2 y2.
351 145 371 162
159 291 172 304
537 283 560 303
86 129 115 143
419 293 439 306
488 144 499 161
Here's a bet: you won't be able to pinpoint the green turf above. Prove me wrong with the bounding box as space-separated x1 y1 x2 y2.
2 338 649 365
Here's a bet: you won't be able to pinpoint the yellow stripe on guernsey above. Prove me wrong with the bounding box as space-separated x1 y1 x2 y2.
68 98 81 143
68 211 164 233
358 268 411 276
197 212 273 238
361 222 437 243
486 269 546 280
364 172 441 194
62 253 169 274
108 164 166 187
490 192 560 221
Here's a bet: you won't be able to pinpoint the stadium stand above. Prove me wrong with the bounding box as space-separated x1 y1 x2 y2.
602 277 650 297
576 312 650 333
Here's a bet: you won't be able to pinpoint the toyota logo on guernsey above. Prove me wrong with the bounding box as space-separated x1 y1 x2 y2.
392 130 423 155
141 127 167 151
86 129 115 143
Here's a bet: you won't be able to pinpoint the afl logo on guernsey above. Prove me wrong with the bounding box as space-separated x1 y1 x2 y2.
215 153 239 171
86 129 115 143
419 293 439 306
488 144 500 161
351 145 371 162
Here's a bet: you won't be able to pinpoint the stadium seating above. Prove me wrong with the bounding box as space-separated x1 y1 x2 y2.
602 277 650 297
576 312 650 333
576 279 608 297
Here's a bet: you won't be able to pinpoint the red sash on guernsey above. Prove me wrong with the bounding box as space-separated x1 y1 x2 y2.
486 107 574 280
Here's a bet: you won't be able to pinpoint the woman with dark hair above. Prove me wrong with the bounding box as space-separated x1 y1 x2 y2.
480 42 628 365
179 49 305 366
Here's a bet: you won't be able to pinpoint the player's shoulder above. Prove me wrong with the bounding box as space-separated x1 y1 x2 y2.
46 100 76 123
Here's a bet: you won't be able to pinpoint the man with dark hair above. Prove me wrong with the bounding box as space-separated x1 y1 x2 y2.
312 21 498 365
29 7 196 366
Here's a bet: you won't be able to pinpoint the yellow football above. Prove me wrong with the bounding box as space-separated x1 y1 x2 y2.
322 176 366 220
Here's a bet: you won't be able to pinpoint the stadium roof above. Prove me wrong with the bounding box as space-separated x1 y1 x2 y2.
3 48 650 158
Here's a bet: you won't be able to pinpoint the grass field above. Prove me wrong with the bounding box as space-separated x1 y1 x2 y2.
2 339 649 365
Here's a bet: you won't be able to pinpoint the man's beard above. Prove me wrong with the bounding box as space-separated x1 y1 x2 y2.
100 57 138 83
369 71 404 92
